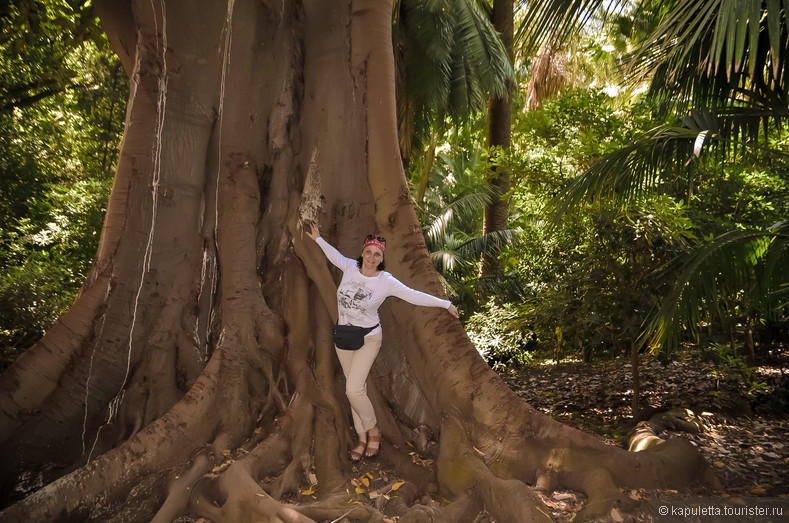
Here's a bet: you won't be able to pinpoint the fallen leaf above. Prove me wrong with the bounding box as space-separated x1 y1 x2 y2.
301 489 314 496
391 481 405 491
610 508 624 522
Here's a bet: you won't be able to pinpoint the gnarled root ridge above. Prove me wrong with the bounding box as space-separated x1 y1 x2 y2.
0 384 721 523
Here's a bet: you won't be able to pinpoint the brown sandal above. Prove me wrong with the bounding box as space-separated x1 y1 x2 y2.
364 430 382 458
350 441 366 462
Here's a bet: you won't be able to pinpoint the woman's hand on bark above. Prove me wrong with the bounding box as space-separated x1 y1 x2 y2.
447 304 459 318
304 222 320 240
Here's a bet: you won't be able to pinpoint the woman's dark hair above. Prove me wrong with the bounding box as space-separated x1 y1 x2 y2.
357 257 385 271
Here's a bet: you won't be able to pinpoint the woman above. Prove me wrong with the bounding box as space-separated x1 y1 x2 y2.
305 224 459 462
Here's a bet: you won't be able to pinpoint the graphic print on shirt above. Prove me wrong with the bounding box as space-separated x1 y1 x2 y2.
337 279 374 324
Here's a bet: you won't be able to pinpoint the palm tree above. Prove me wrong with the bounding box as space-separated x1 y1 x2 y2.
417 148 523 311
646 220 789 352
393 0 513 171
481 0 515 278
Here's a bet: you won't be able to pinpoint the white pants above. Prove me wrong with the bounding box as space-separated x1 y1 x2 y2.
335 333 383 434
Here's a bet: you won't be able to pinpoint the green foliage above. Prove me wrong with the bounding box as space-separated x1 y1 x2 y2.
394 0 514 161
0 0 127 365
1 0 108 111
644 220 789 352
702 342 789 415
513 0 789 361
445 80 788 366
414 138 524 314
465 301 534 369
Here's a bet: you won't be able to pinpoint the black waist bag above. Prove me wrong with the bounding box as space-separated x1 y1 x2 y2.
332 323 379 350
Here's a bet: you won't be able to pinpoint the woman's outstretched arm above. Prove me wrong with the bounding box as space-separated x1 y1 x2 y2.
303 223 354 271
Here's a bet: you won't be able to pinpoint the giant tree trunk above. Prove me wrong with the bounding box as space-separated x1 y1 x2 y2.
0 1 716 521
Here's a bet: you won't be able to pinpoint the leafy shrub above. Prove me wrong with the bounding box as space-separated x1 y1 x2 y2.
466 301 535 369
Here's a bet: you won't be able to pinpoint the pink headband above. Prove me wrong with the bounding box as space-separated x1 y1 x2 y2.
362 236 386 253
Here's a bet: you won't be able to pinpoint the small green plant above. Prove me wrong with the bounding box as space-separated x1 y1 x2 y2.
466 301 534 369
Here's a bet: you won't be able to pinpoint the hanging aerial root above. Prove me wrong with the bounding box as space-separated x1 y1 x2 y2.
437 413 552 523
269 399 315 499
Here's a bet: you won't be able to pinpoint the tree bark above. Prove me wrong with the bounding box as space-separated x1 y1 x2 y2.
0 1 717 521
481 0 514 278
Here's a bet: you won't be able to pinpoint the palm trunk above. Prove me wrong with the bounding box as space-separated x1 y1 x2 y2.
481 0 514 278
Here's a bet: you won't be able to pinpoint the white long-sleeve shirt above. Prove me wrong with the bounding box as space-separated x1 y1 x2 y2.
315 237 450 335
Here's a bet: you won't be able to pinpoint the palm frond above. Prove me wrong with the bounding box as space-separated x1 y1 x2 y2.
629 0 789 117
454 228 521 261
550 112 717 219
550 106 789 221
424 190 493 243
644 220 789 351
454 0 514 101
468 272 530 301
516 0 629 54
394 0 514 161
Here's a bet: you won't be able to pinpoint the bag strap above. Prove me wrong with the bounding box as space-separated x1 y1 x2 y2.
361 323 380 334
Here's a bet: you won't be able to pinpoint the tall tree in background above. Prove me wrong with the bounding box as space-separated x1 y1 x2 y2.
480 0 514 278
0 1 715 521
393 0 512 202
